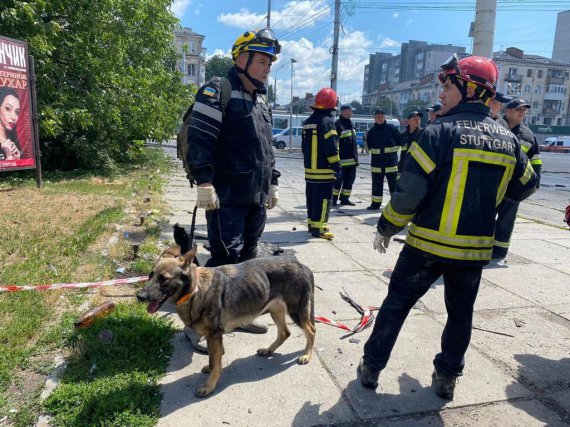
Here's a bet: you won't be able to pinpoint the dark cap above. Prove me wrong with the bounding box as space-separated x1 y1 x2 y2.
506 97 531 109
494 91 512 104
426 102 442 113
374 109 385 115
407 111 423 119
340 104 355 111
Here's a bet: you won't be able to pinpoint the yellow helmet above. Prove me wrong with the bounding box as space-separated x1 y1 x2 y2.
231 29 281 62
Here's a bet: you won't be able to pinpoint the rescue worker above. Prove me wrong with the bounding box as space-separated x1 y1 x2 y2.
185 29 282 351
365 109 402 210
302 88 340 239
492 98 542 261
398 111 423 174
358 54 538 399
332 104 359 206
426 102 442 123
489 90 510 128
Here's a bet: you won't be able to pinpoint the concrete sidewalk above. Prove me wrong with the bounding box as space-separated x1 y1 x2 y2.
155 143 570 427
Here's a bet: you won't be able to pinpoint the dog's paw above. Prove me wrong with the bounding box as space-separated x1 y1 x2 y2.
195 384 214 398
256 348 273 357
297 354 311 365
201 365 211 374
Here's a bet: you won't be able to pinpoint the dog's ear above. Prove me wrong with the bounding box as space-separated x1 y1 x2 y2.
180 243 198 270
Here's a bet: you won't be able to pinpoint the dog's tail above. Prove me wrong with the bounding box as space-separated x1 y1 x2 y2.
303 264 315 327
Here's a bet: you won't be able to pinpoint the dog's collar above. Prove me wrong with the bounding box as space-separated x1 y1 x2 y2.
175 276 192 306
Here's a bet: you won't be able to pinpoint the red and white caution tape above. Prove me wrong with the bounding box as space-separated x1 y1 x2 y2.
315 316 353 332
0 276 147 293
315 288 378 334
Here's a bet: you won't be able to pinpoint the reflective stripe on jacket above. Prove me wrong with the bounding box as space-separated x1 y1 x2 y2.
335 117 359 167
302 110 340 182
366 122 402 169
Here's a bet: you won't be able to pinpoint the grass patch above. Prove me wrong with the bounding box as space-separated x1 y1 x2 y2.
0 146 177 426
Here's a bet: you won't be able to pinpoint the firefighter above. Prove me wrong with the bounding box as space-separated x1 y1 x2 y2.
365 109 402 210
302 88 340 239
332 104 359 206
492 98 542 261
489 90 510 128
426 102 442 123
185 29 282 351
358 54 538 399
398 111 423 174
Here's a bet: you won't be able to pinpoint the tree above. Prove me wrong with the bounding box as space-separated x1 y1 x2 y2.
205 55 233 82
267 84 276 107
374 97 397 117
349 100 363 114
0 0 194 172
402 99 430 126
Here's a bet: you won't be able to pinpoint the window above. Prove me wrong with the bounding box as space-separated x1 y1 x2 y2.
189 41 196 53
537 70 543 78
527 69 533 77
508 67 517 75
533 101 539 109
557 118 563 126
187 63 195 76
543 117 551 125
531 116 538 124
523 85 530 93
534 85 542 94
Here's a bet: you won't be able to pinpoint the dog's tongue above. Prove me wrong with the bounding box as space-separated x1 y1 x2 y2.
147 301 160 314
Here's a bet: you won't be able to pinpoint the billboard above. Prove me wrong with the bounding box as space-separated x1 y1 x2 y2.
0 36 36 171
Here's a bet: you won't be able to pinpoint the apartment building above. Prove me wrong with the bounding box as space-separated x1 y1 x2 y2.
174 27 206 87
495 47 570 127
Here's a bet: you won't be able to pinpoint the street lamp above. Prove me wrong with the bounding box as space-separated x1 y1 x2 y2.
289 58 297 152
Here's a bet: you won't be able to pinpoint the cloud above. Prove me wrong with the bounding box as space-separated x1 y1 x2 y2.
206 48 231 61
171 0 192 18
218 1 330 32
378 36 401 50
392 12 399 18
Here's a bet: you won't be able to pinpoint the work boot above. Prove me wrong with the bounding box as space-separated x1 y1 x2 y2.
432 369 457 400
311 230 334 240
340 199 356 206
366 203 381 210
358 358 380 389
236 317 268 334
184 326 208 354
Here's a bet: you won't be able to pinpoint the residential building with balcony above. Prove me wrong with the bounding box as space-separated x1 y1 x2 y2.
174 27 206 87
494 47 570 126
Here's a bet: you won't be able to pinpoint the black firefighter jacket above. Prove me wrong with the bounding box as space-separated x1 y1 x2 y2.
503 118 542 187
302 110 340 183
366 122 402 173
187 67 280 206
398 126 422 172
378 103 538 266
335 116 358 167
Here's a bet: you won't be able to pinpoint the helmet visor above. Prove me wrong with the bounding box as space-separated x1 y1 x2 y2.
255 28 281 55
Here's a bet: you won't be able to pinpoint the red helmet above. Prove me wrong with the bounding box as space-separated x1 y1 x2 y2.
438 54 498 95
313 87 338 110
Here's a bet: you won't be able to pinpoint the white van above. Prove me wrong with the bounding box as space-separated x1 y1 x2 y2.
273 127 303 149
540 136 570 153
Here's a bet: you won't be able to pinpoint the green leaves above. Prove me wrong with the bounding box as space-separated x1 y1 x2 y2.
2 0 195 172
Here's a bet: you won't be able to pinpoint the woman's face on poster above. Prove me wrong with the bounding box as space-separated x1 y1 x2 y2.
0 94 21 132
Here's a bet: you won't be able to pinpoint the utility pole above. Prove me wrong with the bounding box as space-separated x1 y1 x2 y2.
267 0 271 28
289 58 297 152
330 0 341 92
472 0 497 58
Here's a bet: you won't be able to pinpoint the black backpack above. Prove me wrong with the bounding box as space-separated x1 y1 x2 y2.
176 77 232 185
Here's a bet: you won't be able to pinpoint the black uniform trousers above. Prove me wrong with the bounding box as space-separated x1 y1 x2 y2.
306 181 333 234
492 198 520 259
363 246 482 377
371 171 398 205
205 204 266 267
333 166 357 201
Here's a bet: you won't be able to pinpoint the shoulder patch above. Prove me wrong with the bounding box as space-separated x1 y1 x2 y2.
203 87 216 97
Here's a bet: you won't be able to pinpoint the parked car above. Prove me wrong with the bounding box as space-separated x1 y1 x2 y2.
540 136 570 153
273 127 303 149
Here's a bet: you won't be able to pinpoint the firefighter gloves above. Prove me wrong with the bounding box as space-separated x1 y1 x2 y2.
267 185 279 209
373 231 391 254
197 185 220 210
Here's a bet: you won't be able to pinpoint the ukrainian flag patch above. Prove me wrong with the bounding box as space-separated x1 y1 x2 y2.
203 87 216 97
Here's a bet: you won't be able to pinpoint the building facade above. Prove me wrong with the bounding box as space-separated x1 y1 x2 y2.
174 27 206 87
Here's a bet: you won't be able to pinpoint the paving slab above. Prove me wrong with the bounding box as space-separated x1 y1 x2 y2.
292 241 366 273
545 304 570 321
377 399 568 426
481 264 570 306
419 277 534 315
468 307 570 390
316 315 529 422
157 330 355 427
509 238 570 274
335 241 406 280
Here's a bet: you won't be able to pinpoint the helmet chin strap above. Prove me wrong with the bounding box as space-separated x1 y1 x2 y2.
450 75 471 104
235 52 267 92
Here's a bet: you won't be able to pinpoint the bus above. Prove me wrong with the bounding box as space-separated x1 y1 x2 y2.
271 111 401 148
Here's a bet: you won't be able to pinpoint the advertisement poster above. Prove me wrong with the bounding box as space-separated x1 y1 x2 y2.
0 36 36 171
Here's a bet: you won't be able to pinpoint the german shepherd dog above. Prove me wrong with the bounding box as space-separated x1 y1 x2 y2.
136 245 316 397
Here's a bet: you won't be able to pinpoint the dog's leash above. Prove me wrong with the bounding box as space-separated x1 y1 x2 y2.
315 288 379 335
